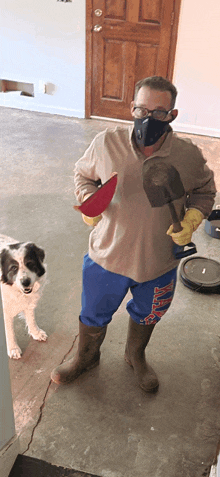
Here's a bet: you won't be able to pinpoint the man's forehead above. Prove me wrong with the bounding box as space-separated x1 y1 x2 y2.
136 86 172 108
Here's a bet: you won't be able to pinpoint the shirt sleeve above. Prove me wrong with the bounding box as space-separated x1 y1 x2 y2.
74 136 101 204
186 146 216 218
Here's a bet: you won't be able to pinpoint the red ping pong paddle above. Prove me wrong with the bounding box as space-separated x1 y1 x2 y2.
74 172 118 217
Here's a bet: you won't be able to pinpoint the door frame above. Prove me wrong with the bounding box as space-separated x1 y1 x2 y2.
85 0 182 119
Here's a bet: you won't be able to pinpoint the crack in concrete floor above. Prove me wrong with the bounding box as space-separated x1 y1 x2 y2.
22 335 78 455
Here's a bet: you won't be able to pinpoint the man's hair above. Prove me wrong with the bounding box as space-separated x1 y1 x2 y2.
134 76 178 109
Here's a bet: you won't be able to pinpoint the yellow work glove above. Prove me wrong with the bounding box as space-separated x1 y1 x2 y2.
81 194 102 227
82 214 102 226
166 208 204 246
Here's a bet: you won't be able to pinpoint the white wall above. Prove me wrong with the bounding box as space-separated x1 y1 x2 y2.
0 0 85 117
0 0 220 137
173 0 220 137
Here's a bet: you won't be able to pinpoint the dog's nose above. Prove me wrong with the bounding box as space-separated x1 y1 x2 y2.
21 278 31 287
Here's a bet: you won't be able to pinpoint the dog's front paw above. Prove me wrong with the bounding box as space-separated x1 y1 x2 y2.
9 347 22 359
31 328 48 342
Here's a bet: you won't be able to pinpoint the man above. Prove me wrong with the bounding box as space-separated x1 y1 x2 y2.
51 76 216 392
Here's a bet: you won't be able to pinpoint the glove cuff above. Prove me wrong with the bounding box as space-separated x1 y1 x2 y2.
183 208 204 232
82 214 102 226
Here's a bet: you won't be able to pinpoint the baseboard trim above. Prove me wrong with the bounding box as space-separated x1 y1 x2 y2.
90 115 133 124
0 99 85 119
91 117 220 138
0 102 219 136
173 122 220 138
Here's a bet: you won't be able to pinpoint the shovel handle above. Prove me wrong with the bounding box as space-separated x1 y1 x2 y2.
168 202 183 233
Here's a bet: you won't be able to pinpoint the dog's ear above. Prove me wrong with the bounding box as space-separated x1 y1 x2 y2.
0 248 8 268
34 245 45 263
0 248 13 284
27 244 45 263
0 249 5 266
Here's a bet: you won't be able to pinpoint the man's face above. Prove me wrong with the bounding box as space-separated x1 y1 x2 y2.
131 86 177 122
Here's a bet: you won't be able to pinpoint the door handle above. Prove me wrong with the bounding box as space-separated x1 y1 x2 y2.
93 24 102 32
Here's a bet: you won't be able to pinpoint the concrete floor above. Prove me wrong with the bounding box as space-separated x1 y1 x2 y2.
1 106 220 477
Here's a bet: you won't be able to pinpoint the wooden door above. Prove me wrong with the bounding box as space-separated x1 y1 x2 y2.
86 0 181 120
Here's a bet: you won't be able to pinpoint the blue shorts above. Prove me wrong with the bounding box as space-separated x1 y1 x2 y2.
80 254 177 327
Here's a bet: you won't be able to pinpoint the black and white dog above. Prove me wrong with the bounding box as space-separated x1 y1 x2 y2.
0 235 47 359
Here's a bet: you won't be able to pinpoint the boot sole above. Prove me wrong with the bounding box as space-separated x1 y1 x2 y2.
51 358 100 385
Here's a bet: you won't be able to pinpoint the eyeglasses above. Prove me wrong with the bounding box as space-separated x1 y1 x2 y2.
133 106 172 121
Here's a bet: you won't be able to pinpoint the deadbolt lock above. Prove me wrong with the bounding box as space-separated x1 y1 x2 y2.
94 9 102 17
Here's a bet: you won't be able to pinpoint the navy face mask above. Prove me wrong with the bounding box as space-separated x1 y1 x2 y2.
134 116 171 147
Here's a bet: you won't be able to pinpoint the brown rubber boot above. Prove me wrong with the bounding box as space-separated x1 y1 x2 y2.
51 320 107 384
124 316 159 393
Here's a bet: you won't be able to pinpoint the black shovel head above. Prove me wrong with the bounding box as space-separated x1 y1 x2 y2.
143 162 185 207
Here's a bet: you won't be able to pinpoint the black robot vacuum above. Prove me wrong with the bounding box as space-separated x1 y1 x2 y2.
179 256 220 294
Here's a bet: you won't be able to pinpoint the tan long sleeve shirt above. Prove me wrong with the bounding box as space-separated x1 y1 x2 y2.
74 125 216 283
